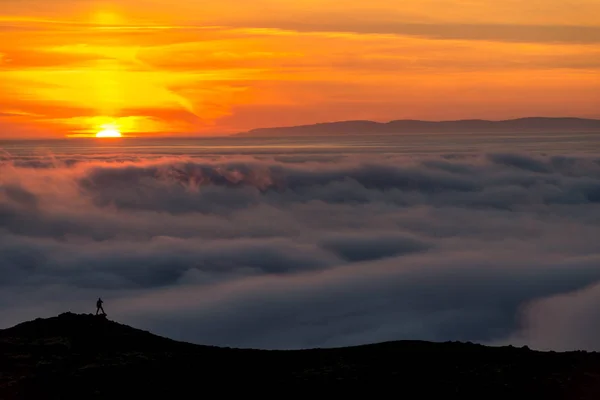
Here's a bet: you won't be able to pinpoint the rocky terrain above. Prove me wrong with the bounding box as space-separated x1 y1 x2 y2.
2 313 600 398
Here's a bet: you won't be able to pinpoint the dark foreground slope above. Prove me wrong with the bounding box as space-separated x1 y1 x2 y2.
3 313 600 399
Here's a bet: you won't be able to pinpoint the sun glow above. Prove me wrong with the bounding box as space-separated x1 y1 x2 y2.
96 124 122 138
1 0 600 139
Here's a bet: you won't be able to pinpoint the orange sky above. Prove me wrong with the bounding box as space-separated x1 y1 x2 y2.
1 0 599 138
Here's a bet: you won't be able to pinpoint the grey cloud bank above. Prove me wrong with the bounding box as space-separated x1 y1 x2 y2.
1 151 600 350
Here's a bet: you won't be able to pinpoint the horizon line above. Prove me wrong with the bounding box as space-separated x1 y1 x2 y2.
1 115 599 141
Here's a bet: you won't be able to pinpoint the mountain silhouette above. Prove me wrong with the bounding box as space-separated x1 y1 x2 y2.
235 117 600 137
3 312 600 399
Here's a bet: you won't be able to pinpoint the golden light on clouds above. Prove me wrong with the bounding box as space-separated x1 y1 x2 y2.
0 0 599 138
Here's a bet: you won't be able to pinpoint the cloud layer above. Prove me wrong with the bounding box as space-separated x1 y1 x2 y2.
1 151 600 350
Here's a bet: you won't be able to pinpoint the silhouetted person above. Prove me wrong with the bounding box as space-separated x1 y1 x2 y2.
96 297 106 315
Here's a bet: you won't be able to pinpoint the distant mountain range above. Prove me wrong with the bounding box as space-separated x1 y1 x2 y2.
4 312 600 398
235 117 600 137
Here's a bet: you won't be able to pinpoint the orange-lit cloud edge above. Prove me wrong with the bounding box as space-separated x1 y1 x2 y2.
0 0 599 139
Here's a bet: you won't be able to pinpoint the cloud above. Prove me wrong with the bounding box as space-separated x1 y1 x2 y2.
255 22 600 44
3 15 600 139
0 151 600 350
318 232 431 262
502 279 600 352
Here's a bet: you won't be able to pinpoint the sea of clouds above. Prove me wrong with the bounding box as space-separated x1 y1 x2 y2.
1 150 600 351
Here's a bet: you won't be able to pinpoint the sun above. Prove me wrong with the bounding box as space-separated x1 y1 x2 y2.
96 124 122 138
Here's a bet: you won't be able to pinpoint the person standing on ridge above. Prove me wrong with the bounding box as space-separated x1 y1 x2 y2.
96 297 106 316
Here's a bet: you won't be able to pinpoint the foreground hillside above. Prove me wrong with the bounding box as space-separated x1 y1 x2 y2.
2 313 600 399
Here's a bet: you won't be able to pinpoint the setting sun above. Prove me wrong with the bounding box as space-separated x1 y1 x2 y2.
0 0 599 139
96 124 121 138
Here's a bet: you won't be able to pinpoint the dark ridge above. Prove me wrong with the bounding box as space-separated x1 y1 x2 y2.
3 313 600 398
234 117 600 137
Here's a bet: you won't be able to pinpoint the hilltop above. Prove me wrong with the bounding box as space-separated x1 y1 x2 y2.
235 117 600 137
3 313 600 398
